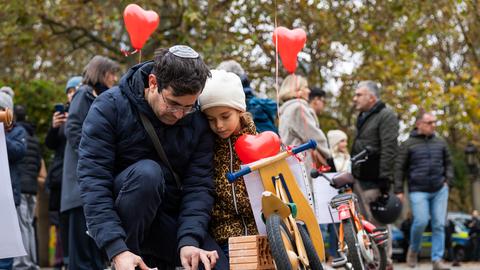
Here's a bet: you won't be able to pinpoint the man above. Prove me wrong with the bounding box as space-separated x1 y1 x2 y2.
351 80 399 268
217 60 278 133
77 45 222 270
308 87 326 117
394 111 453 270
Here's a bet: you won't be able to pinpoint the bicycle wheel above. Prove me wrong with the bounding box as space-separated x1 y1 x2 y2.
343 219 365 270
364 231 387 270
297 223 324 270
266 214 297 270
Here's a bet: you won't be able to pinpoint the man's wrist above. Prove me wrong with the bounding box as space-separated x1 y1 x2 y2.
105 238 129 261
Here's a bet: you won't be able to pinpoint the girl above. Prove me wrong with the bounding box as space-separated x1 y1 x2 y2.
199 69 258 258
327 129 351 173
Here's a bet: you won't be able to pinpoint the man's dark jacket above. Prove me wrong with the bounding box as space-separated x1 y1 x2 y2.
394 129 453 194
17 121 41 194
77 61 215 260
351 101 399 190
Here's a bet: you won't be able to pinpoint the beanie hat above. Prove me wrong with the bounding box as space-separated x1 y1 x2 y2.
199 69 246 112
65 76 83 93
0 86 14 98
327 130 348 149
0 92 13 110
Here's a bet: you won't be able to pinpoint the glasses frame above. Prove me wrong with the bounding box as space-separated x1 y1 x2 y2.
159 90 197 115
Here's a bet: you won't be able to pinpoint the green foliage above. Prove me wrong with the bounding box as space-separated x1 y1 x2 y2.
1 79 64 165
1 0 480 209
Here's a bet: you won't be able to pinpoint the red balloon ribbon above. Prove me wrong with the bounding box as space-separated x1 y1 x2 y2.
272 27 307 73
123 4 159 50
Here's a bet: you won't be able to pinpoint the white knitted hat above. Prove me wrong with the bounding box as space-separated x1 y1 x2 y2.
327 130 348 149
0 92 13 110
199 69 246 112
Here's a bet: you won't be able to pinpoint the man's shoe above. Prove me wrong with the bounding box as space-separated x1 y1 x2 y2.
432 260 450 270
406 247 418 268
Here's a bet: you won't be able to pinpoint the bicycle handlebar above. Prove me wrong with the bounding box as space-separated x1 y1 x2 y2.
226 140 317 183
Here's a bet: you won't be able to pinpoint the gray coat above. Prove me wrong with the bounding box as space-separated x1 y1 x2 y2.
351 101 399 190
61 85 96 212
279 98 330 158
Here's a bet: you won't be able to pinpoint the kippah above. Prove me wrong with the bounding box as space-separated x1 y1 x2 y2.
168 45 199 59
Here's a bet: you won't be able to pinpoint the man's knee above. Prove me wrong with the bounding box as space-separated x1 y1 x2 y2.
116 159 165 197
412 216 429 230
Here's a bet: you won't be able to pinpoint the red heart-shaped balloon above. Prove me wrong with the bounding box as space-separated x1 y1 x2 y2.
234 131 281 164
272 27 307 73
123 4 159 50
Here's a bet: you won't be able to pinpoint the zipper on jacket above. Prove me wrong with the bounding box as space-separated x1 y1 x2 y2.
228 138 248 235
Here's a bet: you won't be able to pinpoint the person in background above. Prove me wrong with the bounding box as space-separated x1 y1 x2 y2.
45 75 82 269
467 210 480 261
0 91 27 270
351 80 399 270
278 74 330 176
13 105 42 270
320 130 351 263
308 87 327 118
198 70 257 265
62 56 119 270
217 60 278 133
395 111 453 270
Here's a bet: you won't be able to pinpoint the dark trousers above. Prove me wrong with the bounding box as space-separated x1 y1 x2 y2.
114 159 228 269
67 207 105 270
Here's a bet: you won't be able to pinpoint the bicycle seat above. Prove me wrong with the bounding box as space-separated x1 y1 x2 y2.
330 193 355 207
331 172 355 189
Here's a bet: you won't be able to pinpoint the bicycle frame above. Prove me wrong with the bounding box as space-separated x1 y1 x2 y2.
227 140 326 266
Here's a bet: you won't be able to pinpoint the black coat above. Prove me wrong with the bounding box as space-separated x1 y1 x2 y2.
45 121 67 211
394 129 454 193
77 61 215 260
17 121 41 194
351 101 399 190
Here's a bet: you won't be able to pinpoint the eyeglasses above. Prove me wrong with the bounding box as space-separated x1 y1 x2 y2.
422 120 436 125
160 90 197 115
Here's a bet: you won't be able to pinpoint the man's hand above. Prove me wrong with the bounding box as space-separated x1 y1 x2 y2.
396 193 404 203
52 111 68 128
112 251 150 270
180 246 219 270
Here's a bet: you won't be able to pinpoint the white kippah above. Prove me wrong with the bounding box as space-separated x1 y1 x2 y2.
199 69 246 112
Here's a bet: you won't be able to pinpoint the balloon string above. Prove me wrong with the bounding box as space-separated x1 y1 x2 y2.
139 49 142 63
274 0 280 123
121 48 139 57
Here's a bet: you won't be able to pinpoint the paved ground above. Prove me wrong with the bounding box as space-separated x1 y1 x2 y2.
42 262 480 269
322 262 480 269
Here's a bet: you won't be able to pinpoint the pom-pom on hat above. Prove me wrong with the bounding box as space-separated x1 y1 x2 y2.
199 69 246 112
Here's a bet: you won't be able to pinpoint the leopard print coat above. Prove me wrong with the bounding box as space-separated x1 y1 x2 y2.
210 115 259 245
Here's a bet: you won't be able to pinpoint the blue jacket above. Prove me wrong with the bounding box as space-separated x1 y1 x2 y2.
394 129 454 193
77 61 215 260
5 124 27 206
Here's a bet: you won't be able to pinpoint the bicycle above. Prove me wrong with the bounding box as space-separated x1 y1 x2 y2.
227 140 324 270
310 149 388 270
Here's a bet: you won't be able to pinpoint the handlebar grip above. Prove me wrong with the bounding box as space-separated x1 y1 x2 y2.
291 140 317 154
226 167 252 183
